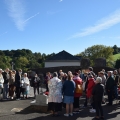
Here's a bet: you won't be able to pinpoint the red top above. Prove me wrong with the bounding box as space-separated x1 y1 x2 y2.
73 76 83 97
86 78 95 98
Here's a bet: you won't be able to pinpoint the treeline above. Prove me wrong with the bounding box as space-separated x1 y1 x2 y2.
112 45 120 55
0 49 55 71
0 45 120 71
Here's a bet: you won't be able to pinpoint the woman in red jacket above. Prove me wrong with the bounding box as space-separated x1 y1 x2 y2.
73 72 83 113
86 74 96 113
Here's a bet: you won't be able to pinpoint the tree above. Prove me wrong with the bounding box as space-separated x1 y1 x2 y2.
0 55 12 69
115 59 120 69
113 45 119 55
15 56 29 72
29 60 41 69
77 45 114 66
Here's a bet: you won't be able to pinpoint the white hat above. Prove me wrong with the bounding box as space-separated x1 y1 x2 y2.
0 69 4 72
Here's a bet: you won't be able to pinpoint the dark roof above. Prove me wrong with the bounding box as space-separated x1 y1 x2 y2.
45 50 81 61
75 56 82 60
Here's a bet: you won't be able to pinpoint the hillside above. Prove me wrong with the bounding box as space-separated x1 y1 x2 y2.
112 53 120 61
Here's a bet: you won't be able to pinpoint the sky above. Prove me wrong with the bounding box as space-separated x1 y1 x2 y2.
0 0 120 55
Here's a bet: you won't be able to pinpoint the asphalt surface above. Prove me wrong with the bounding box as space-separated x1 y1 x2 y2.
0 87 120 120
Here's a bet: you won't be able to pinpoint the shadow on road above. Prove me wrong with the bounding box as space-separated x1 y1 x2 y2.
15 98 120 120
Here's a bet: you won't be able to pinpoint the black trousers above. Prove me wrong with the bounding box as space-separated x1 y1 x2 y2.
95 101 103 116
16 87 21 99
74 97 80 108
84 95 88 107
46 84 49 92
48 102 62 112
33 87 39 95
107 90 113 105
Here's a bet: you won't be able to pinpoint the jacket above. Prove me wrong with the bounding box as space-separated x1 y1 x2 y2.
92 83 104 102
86 78 95 98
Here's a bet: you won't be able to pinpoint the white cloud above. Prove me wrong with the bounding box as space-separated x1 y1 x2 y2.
59 0 63 2
5 0 39 31
68 9 120 40
23 13 39 23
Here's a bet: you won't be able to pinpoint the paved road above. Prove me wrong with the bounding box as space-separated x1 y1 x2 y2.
0 87 120 120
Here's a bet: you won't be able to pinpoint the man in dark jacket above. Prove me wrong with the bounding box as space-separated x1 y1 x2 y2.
92 77 104 119
15 69 22 100
113 70 120 99
106 71 115 105
31 74 40 97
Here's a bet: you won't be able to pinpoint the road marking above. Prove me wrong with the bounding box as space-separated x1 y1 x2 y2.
11 108 23 112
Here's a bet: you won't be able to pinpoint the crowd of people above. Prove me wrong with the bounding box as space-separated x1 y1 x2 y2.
0 67 120 119
0 68 31 100
45 67 120 119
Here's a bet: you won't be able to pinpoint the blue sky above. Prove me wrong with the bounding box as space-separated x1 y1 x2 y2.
0 0 120 55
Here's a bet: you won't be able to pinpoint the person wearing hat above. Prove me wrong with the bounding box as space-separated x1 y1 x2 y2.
106 71 115 106
92 77 104 119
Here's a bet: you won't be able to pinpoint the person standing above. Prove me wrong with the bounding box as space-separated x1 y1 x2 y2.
31 74 40 98
73 72 83 113
45 72 52 92
86 74 96 113
47 72 63 116
106 71 115 105
63 73 75 117
113 70 120 100
23 73 30 99
0 69 4 100
2 68 10 99
15 69 22 100
92 77 104 119
8 71 15 100
83 67 95 108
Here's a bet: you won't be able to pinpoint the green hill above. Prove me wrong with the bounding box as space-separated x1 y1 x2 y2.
112 53 120 61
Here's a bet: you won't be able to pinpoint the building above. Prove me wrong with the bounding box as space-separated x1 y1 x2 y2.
45 50 81 68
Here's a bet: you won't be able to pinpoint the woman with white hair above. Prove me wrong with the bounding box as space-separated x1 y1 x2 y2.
92 77 104 119
23 73 30 99
20 73 30 99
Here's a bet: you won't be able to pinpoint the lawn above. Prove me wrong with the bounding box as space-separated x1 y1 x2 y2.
112 53 120 61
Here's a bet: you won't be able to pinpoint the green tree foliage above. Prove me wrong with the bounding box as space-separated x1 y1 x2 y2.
0 55 12 69
77 45 114 66
15 56 29 71
29 60 41 69
115 59 120 69
113 45 119 55
0 49 52 71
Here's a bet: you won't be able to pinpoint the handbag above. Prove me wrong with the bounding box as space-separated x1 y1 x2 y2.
75 84 83 94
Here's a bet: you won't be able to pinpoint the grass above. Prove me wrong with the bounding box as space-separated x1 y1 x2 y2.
112 53 120 61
